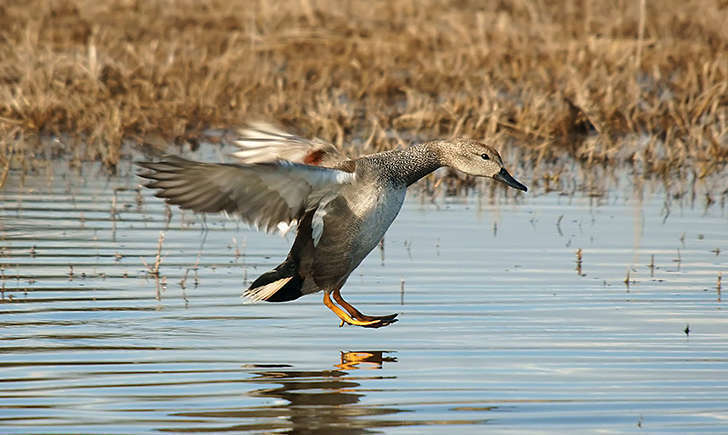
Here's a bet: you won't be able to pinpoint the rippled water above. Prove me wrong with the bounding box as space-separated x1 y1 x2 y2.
1 161 727 433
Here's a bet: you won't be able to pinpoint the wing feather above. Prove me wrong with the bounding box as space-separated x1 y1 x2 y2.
138 155 354 233
233 121 346 166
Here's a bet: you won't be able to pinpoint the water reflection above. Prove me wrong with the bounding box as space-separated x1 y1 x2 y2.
336 350 398 370
165 351 400 433
3 162 728 433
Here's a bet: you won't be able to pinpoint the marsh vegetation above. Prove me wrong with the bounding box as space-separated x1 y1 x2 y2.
0 0 725 183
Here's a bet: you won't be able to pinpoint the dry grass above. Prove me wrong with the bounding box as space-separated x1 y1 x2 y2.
0 0 726 177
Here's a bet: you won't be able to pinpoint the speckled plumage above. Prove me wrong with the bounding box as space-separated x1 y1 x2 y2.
138 123 527 328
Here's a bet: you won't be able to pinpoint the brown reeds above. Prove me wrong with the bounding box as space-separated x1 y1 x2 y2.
142 231 166 277
576 248 583 275
0 0 726 176
718 272 722 302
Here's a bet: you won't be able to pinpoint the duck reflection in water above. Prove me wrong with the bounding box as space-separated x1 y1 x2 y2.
165 351 400 432
336 350 398 370
247 351 397 408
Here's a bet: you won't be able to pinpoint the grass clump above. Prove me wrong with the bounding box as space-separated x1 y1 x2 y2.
0 0 726 176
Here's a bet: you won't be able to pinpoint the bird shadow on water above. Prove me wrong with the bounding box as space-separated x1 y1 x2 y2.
160 351 405 433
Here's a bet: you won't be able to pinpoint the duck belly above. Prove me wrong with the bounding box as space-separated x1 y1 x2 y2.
348 184 407 268
310 183 406 290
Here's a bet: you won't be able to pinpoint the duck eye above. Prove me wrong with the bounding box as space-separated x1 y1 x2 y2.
480 153 490 161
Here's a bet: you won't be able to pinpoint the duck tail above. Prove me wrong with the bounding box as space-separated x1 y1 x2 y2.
243 259 304 303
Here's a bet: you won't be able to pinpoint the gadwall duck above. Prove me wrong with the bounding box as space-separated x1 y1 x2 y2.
138 123 527 328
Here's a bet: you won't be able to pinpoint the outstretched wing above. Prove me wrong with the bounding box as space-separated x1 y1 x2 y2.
138 155 354 233
233 121 346 167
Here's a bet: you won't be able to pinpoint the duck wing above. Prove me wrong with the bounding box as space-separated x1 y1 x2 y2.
233 121 346 167
138 155 355 233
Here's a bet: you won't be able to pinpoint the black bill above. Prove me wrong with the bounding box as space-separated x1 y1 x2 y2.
494 168 528 192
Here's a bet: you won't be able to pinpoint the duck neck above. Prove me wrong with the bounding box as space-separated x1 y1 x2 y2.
385 141 445 187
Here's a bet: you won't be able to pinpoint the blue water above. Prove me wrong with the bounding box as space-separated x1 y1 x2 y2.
1 161 727 433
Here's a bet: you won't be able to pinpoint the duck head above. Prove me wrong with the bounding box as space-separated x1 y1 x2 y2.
441 138 528 192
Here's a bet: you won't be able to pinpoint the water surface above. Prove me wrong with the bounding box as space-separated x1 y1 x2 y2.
1 161 727 433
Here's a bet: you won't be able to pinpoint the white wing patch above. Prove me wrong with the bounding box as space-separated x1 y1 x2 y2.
311 208 326 247
242 277 292 304
311 194 337 247
277 220 297 235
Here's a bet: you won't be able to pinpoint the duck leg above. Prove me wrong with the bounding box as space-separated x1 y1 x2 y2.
331 287 398 327
323 290 383 327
